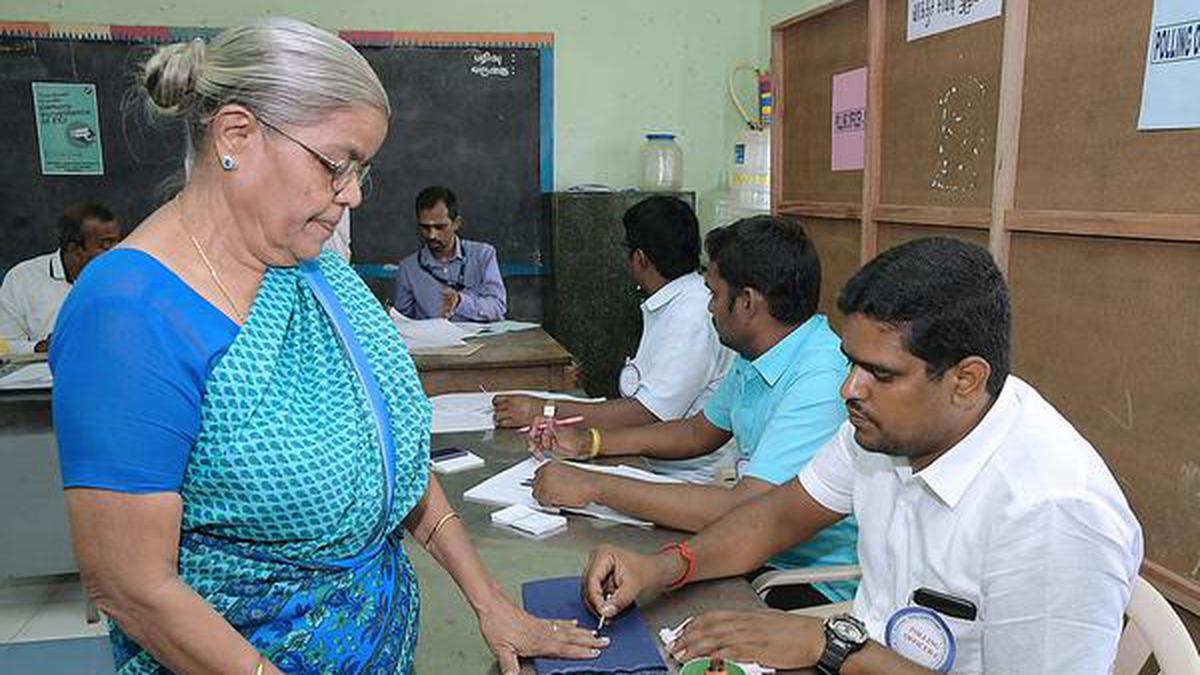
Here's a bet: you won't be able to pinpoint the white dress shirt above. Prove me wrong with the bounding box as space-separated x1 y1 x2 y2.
798 376 1143 675
0 250 71 355
625 272 735 483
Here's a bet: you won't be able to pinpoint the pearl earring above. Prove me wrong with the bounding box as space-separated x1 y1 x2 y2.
220 155 238 171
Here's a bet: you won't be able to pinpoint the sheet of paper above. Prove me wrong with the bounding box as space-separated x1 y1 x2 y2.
388 308 473 350
0 362 53 390
831 67 867 171
1138 0 1200 129
431 390 603 434
453 319 541 338
463 457 681 528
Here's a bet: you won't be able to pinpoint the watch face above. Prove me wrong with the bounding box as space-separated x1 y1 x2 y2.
830 616 869 643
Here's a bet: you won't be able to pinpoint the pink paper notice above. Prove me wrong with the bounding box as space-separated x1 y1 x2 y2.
831 67 867 171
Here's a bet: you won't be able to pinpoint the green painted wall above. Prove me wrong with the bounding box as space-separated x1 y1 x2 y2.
2 0 837 225
4 1 765 198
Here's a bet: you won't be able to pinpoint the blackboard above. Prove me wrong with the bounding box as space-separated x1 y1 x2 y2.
0 24 552 282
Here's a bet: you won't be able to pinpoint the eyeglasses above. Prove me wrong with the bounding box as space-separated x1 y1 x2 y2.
257 117 372 193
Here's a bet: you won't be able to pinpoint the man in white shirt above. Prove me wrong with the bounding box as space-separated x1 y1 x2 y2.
493 196 734 482
0 204 120 355
579 237 1143 675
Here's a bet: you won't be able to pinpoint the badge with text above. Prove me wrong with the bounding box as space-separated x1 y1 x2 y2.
885 606 956 672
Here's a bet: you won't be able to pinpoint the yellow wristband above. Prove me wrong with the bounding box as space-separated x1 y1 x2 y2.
588 427 602 460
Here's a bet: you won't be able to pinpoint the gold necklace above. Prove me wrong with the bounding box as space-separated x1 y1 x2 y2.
177 198 246 323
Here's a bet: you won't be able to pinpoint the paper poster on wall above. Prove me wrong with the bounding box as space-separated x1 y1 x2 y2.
908 0 1003 42
832 67 867 172
31 82 104 175
1138 0 1200 130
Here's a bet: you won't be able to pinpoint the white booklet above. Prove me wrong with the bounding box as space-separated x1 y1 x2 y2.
463 457 681 528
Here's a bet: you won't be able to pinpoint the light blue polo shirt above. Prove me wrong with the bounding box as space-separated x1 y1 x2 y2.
703 314 858 601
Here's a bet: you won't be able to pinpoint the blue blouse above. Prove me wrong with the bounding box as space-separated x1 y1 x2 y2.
50 249 239 493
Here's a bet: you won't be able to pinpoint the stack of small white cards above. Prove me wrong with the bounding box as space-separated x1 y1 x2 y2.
489 504 568 539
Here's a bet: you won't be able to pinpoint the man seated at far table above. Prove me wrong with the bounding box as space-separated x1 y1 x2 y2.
0 203 120 354
493 196 734 484
529 215 859 608
578 237 1143 675
392 185 506 321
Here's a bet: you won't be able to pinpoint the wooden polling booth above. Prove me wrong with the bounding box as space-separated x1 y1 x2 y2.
0 23 555 320
773 0 1200 638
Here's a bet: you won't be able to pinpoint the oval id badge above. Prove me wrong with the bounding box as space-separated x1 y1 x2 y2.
618 360 641 397
885 606 956 673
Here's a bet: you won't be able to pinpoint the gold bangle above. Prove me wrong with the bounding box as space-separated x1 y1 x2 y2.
588 427 602 460
424 511 460 548
254 658 265 675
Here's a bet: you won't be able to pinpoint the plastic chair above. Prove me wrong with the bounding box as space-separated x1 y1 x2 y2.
751 564 860 619
1114 575 1200 675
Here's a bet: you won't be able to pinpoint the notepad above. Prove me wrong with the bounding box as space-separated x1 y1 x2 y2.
463 458 680 527
429 448 486 474
490 504 567 539
522 576 667 675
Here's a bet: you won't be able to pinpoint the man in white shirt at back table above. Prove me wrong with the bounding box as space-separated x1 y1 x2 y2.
580 237 1143 675
492 196 734 483
0 204 120 355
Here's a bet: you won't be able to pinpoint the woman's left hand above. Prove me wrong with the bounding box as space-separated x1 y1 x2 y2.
478 597 609 675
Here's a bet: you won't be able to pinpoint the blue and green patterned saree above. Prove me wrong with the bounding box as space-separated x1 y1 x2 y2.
113 252 432 674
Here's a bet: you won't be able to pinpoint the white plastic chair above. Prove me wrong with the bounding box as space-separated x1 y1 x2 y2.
753 568 1200 674
751 564 860 619
1114 575 1200 675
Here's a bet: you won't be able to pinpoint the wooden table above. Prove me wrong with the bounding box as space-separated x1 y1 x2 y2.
411 328 577 396
411 429 816 674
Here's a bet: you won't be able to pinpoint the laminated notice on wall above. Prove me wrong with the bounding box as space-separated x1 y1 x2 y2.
832 67 867 171
1138 0 1200 130
31 82 104 175
908 0 1003 42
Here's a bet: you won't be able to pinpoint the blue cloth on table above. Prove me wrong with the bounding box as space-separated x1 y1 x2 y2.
521 576 666 675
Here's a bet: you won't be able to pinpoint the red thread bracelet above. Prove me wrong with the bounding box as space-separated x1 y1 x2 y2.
659 541 696 590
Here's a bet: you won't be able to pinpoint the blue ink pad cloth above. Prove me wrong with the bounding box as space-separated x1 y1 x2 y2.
521 576 667 674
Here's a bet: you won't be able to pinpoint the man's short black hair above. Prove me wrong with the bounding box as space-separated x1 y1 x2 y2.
415 185 459 220
704 215 821 325
622 196 700 281
58 203 115 250
837 237 1011 397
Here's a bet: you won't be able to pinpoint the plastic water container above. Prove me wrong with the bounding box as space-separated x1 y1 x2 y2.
731 128 770 211
640 133 683 191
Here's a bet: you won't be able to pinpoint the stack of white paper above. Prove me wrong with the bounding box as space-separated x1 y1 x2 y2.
0 362 53 390
388 308 473 350
453 320 541 338
463 457 682 527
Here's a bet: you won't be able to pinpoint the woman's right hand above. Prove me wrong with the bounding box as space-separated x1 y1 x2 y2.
492 394 544 428
582 545 671 621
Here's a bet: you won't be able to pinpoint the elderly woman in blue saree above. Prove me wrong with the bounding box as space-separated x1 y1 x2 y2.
49 18 606 675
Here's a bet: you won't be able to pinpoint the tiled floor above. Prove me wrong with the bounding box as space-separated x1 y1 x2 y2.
0 575 113 674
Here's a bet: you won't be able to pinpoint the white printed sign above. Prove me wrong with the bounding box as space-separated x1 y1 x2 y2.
908 0 1003 42
1138 0 1200 130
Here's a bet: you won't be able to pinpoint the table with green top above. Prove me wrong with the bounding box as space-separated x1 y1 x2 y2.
411 428 817 674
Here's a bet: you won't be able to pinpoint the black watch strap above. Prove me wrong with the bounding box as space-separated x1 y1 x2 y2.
815 614 868 675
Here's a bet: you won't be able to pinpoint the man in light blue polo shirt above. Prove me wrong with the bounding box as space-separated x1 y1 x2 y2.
528 215 857 606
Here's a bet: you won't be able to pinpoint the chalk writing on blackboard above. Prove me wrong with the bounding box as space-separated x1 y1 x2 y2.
470 50 513 78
